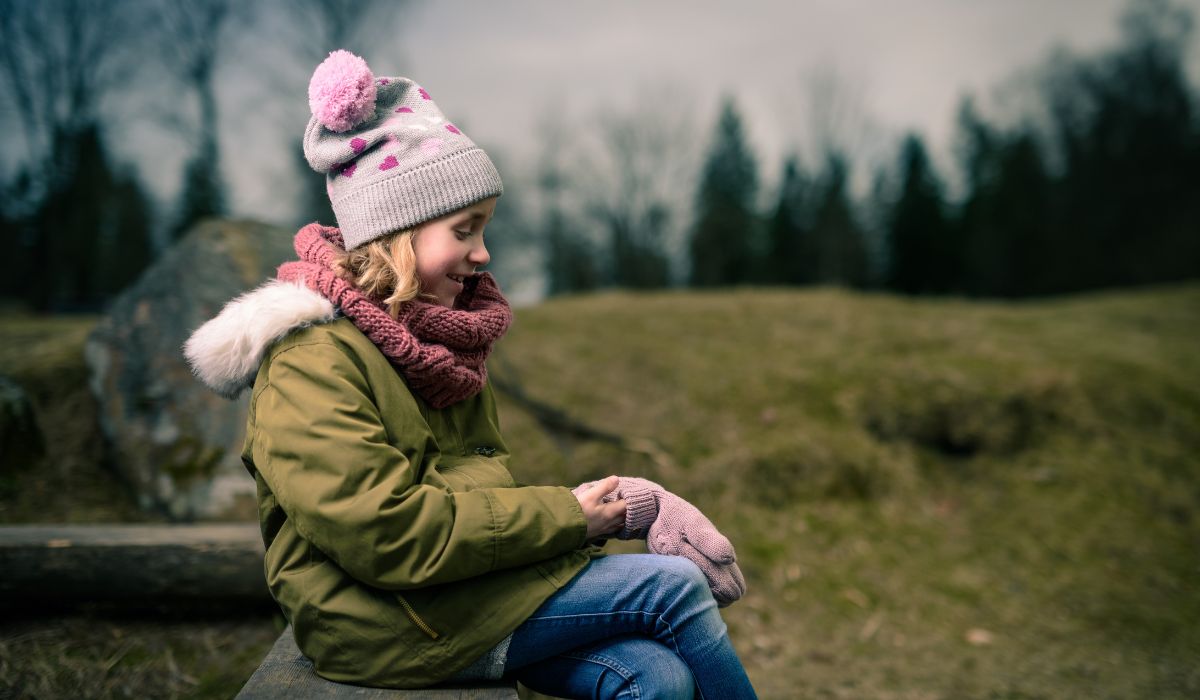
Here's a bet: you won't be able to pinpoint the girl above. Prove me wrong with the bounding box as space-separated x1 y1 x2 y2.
185 50 755 699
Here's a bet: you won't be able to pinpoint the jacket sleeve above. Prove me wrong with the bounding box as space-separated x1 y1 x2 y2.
249 338 589 590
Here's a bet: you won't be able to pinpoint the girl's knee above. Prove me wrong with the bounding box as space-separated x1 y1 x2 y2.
606 647 694 700
594 554 715 615
651 655 697 700
653 555 709 597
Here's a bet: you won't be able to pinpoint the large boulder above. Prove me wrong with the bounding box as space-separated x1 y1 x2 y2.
85 219 295 520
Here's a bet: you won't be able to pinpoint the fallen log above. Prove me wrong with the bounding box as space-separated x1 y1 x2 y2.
0 523 268 604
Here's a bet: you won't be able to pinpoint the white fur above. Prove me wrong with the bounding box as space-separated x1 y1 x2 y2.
184 279 336 398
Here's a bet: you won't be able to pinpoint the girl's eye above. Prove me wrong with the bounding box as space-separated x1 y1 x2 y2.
455 230 471 240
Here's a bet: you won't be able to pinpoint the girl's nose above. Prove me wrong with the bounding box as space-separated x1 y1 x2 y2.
469 241 490 267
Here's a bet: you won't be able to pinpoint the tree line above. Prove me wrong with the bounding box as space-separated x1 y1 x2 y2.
544 0 1199 298
0 0 233 311
0 0 409 312
0 0 1194 312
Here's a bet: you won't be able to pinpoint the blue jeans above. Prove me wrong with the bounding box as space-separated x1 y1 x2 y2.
503 554 757 700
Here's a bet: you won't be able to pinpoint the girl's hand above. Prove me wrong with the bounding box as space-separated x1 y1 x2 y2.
575 475 627 540
575 475 746 606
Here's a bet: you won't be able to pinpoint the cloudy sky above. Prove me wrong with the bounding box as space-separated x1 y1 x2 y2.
402 0 1133 160
127 0 1198 226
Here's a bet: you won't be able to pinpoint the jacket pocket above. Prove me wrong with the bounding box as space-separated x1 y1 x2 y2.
437 458 517 491
395 593 439 639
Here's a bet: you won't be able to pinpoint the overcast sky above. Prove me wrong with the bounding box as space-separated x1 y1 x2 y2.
124 0 1199 227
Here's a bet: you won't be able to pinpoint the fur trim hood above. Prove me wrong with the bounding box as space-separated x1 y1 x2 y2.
184 279 336 398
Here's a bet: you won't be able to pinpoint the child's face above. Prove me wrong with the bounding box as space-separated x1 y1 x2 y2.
413 196 497 307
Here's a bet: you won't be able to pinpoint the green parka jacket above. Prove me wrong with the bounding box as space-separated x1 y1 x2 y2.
187 281 594 688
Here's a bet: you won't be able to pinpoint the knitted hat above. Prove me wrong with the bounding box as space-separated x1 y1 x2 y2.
303 50 503 250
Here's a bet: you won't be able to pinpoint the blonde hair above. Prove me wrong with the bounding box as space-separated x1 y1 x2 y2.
331 229 423 318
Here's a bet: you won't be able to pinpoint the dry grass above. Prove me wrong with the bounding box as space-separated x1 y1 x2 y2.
495 283 1200 699
0 613 282 700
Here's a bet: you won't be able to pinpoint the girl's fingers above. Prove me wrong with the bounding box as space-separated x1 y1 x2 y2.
583 475 620 503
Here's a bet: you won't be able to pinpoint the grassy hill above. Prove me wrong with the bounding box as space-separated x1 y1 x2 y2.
2 283 1197 698
493 284 1200 699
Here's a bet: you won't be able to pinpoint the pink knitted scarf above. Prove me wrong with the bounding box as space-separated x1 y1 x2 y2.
276 223 512 408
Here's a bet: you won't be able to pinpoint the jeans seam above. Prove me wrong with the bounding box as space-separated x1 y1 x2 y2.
559 650 641 700
523 610 686 658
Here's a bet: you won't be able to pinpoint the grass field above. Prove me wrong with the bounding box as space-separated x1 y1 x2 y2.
495 283 1200 699
2 283 1198 698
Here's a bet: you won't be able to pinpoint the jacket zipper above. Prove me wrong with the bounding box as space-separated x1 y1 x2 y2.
396 594 439 639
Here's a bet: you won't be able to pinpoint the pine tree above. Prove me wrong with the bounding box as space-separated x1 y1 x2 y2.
689 98 760 286
809 154 869 288
765 156 814 285
960 129 1053 298
26 124 154 310
887 134 955 294
1046 0 1200 291
544 209 599 295
98 171 155 297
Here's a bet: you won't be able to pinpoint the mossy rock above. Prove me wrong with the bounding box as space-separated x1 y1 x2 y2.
86 219 293 520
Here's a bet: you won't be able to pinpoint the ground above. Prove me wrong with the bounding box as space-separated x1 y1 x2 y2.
1 283 1197 699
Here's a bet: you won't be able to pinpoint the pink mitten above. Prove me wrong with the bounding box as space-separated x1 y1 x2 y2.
572 477 746 606
647 487 746 607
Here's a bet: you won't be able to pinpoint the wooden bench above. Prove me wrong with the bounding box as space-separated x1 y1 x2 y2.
236 626 519 699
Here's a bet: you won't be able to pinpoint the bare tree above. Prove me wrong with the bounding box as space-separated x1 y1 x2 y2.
0 0 157 309
0 0 140 200
534 106 600 295
800 63 889 171
236 0 418 106
242 0 416 227
283 0 416 65
577 88 699 287
147 0 235 237
794 65 883 288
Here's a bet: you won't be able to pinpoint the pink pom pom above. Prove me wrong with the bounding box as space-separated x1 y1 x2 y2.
308 50 377 133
